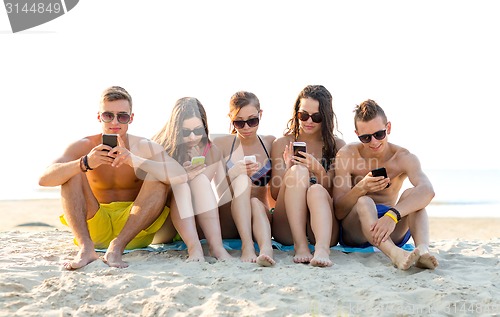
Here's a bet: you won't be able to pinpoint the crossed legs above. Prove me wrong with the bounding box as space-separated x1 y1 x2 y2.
341 194 437 270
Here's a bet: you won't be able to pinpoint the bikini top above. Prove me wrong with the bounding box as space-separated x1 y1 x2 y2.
201 142 211 156
226 136 272 187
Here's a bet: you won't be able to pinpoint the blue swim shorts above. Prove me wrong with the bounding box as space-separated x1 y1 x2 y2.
339 204 411 248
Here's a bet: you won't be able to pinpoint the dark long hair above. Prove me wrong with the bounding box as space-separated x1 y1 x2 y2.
152 97 210 164
284 85 339 168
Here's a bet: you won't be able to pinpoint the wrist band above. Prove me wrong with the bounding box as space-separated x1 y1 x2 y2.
389 207 401 221
83 155 93 171
384 212 398 223
79 156 87 173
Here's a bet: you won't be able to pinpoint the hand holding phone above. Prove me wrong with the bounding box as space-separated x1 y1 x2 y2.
191 156 206 166
293 142 307 159
102 134 118 151
371 167 390 188
243 155 256 163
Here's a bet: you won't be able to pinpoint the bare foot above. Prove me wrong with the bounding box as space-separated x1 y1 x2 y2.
240 245 257 263
186 247 205 262
392 248 420 270
102 250 128 268
209 245 233 261
256 254 275 267
416 252 439 269
310 248 332 267
63 247 99 270
293 245 313 264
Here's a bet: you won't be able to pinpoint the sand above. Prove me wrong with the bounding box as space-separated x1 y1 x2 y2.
1 199 499 316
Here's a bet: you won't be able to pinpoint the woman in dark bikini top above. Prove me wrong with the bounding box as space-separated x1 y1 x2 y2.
213 91 276 267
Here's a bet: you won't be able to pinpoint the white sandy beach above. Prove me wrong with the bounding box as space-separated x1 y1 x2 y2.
1 199 499 316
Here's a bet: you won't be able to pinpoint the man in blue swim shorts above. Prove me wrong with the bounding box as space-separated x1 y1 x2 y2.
333 99 438 270
39 86 190 270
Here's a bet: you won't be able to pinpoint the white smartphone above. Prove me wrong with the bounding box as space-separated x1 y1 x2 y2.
243 155 257 163
191 156 206 165
293 141 307 158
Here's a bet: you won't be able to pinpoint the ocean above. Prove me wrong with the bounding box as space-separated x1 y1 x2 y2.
3 169 499 218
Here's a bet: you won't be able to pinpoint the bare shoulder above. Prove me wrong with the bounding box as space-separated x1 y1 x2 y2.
334 136 347 151
206 142 223 163
391 144 417 162
212 134 234 150
261 134 276 143
260 134 276 150
336 142 360 158
272 135 292 149
60 134 100 160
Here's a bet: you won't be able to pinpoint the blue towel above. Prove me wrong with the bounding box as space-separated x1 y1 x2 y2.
96 239 414 254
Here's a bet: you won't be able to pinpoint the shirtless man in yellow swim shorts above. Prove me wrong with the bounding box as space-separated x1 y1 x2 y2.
39 86 189 269
333 99 439 270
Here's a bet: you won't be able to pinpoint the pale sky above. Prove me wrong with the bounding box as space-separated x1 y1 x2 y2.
1 0 499 199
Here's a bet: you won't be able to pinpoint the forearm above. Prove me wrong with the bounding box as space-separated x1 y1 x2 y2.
39 159 84 187
131 156 188 185
395 184 435 217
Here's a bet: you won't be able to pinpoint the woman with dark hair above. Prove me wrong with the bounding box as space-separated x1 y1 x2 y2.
270 85 345 267
213 91 276 266
152 97 232 262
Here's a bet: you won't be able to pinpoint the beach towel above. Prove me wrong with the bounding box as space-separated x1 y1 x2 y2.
95 239 414 254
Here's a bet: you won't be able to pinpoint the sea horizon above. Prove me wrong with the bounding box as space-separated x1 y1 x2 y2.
2 168 498 218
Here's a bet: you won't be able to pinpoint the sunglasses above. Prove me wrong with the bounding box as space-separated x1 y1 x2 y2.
182 127 205 137
297 111 322 123
232 117 260 129
100 111 131 124
358 129 387 143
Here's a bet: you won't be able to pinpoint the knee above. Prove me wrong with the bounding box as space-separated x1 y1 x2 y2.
232 173 252 186
285 165 309 187
60 173 85 195
306 184 328 200
250 197 266 215
289 164 309 177
231 174 252 195
190 173 211 186
354 196 376 215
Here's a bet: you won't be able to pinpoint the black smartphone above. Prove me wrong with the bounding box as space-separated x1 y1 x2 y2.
372 167 390 188
293 142 307 159
371 167 387 178
102 134 118 151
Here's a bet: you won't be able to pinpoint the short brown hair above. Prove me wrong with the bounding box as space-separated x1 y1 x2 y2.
354 99 387 129
100 86 133 112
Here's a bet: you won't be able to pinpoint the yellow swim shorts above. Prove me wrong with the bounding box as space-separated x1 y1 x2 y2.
60 201 170 250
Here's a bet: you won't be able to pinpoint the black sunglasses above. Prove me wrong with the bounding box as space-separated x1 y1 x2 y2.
232 117 260 129
182 127 205 137
297 111 322 123
358 129 387 143
100 111 131 124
